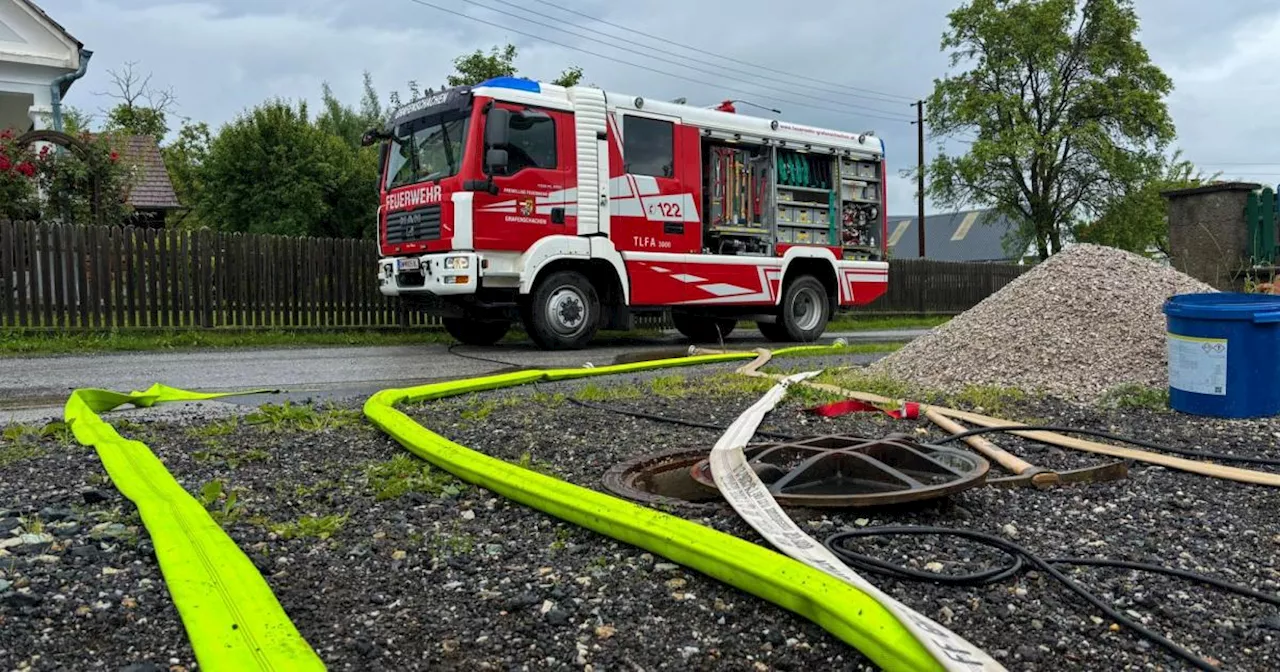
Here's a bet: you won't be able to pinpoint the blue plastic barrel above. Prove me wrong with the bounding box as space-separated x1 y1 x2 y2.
1162 292 1280 418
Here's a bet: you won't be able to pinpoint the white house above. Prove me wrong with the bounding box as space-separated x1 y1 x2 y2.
0 0 89 135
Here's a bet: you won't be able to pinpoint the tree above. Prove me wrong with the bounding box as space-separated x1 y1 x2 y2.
551 65 584 88
925 0 1175 260
1074 150 1217 256
196 99 376 238
445 43 585 89
161 120 212 227
99 61 176 139
447 44 518 87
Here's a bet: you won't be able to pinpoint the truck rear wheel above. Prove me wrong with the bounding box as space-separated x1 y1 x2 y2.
672 312 736 343
443 317 511 346
762 275 830 342
524 270 600 350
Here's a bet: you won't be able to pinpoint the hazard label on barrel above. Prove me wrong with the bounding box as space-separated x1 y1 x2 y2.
1168 333 1228 396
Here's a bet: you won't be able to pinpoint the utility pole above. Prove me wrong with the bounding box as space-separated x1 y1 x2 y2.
913 100 926 258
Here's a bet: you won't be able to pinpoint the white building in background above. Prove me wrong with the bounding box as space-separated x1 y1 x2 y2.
0 0 89 134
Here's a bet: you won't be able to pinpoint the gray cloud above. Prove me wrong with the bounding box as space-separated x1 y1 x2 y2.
42 0 1280 214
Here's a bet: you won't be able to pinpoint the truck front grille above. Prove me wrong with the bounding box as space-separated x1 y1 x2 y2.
385 205 442 244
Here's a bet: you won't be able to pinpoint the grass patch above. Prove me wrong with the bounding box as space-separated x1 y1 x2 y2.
771 342 904 359
942 385 1027 417
575 382 644 402
826 315 951 332
245 402 363 432
0 328 459 357
814 369 914 400
1 325 669 357
0 421 72 466
517 451 556 475
1100 384 1169 411
647 374 689 398
269 513 348 541
365 453 463 501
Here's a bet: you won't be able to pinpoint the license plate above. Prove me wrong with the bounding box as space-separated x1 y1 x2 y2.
397 257 421 272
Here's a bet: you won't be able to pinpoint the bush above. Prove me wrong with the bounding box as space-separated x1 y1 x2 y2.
0 128 43 220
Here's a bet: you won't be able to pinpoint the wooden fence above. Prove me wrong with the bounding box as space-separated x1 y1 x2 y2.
862 258 1028 315
1 219 1024 331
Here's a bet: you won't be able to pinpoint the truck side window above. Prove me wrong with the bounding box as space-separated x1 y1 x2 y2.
623 116 674 178
504 111 557 173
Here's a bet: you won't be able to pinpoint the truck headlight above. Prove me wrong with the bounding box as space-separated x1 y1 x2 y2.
444 256 470 270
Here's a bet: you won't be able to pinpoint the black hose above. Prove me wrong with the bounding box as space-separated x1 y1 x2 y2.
446 343 523 368
565 396 798 440
824 526 1272 672
935 424 1280 468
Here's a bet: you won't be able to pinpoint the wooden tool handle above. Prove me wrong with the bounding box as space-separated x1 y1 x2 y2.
925 409 1037 476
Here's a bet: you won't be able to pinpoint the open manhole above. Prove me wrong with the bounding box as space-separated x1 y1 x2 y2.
602 448 721 508
604 435 989 509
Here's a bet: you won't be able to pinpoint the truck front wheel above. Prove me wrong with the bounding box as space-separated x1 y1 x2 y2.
524 270 600 350
443 317 511 346
762 275 830 342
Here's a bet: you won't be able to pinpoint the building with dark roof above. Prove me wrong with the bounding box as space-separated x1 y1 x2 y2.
886 209 1033 263
117 134 182 225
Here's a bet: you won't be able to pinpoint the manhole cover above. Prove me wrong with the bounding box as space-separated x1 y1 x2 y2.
602 448 721 508
604 435 989 509
690 434 989 507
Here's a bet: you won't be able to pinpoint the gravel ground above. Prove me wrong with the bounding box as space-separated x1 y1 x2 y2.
871 244 1216 401
3 355 1278 671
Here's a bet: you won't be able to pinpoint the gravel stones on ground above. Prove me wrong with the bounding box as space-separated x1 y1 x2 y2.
871 244 1216 401
5 355 1279 670
0 425 193 671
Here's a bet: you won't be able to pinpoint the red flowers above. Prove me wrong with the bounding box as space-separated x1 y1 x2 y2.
39 145 51 159
15 162 35 177
0 155 10 172
0 129 12 140
109 151 119 163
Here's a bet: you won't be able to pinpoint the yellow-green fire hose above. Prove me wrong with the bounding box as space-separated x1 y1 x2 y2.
61 348 957 672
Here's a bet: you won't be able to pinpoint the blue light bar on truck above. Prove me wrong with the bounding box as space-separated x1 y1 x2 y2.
476 77 541 93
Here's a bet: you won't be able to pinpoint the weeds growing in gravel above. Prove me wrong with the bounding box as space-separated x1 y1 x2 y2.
0 421 73 466
1100 384 1170 411
245 402 363 432
185 417 241 440
365 454 463 501
517 452 556 475
197 479 246 526
192 441 271 468
269 513 348 540
813 370 912 400
575 383 644 402
942 385 1027 417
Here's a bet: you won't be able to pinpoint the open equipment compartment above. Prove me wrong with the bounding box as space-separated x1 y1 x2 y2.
698 134 886 262
702 139 774 256
837 155 883 260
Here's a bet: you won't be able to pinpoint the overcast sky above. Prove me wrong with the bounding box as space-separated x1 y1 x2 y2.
39 0 1280 216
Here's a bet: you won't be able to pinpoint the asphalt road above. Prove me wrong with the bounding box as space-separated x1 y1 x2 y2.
0 328 927 423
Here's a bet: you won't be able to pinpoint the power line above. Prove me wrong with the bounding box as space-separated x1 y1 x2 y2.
452 0 915 121
403 0 914 124
526 0 916 105
489 0 912 109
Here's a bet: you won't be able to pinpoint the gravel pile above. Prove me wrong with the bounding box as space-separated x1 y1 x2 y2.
870 244 1216 401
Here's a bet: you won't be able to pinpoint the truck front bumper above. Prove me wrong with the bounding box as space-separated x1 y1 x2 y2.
377 252 479 297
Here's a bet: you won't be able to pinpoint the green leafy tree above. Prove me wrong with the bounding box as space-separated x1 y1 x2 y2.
1074 151 1217 256
925 0 1175 260
196 99 376 238
448 44 519 87
61 106 94 134
551 65 584 87
444 43 585 89
161 120 212 227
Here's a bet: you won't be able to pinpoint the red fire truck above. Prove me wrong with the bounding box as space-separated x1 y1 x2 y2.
364 77 889 350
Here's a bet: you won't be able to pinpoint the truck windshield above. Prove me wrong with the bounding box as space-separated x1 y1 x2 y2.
385 113 470 189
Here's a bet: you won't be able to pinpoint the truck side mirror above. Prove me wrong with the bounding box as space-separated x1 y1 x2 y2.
485 108 511 148
486 148 510 175
360 128 380 147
